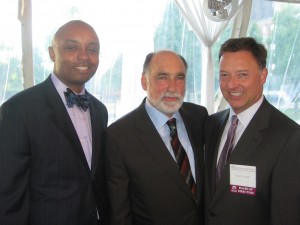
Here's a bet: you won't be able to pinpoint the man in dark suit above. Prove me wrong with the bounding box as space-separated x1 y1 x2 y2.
105 50 208 225
0 20 109 225
204 37 300 225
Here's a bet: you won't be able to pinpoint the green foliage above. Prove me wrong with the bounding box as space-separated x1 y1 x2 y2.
154 2 184 51
247 3 300 121
97 54 123 102
33 47 51 84
270 4 300 86
154 1 202 102
1 57 23 101
212 25 232 91
248 22 263 40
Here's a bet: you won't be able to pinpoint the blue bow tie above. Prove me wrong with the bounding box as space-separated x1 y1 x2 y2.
64 88 90 111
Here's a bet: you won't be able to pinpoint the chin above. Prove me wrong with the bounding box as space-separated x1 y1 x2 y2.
162 102 182 114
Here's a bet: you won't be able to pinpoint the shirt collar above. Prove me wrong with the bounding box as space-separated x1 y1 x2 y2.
144 98 181 130
229 95 264 128
51 73 85 95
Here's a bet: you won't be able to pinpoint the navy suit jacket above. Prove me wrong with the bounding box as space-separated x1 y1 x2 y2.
204 98 300 225
0 76 109 225
105 99 208 225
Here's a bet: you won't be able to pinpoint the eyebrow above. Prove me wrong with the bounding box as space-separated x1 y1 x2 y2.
63 39 99 45
157 72 186 76
64 39 78 43
220 69 249 73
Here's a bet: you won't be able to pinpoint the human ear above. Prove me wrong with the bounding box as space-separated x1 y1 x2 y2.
48 46 55 62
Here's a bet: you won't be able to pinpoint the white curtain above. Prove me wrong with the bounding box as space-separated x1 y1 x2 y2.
18 0 34 89
175 0 245 114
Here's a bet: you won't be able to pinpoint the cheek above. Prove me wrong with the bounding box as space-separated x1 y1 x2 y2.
177 82 186 92
152 85 165 96
219 80 227 90
56 55 71 67
247 78 263 90
90 56 99 65
153 80 167 91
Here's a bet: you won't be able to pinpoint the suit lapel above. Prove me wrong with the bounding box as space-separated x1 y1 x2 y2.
89 97 107 175
206 110 229 197
135 102 196 199
212 100 271 204
42 76 91 172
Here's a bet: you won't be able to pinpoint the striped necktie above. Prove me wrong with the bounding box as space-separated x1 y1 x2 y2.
167 118 196 196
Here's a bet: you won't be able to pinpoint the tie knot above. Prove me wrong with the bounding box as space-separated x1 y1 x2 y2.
166 118 177 137
231 115 239 126
64 88 90 111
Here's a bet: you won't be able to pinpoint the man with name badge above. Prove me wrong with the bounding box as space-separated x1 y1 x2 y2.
204 37 300 225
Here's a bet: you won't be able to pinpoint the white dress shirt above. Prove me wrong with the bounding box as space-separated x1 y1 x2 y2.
216 95 264 164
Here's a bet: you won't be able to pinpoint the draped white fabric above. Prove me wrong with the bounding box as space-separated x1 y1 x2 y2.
18 0 34 89
175 0 245 114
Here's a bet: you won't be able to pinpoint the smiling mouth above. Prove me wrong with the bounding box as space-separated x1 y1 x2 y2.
230 92 243 97
75 66 89 71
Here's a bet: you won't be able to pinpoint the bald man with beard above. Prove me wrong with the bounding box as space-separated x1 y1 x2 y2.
0 20 109 225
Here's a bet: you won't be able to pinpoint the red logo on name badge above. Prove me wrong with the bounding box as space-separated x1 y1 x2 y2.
230 185 256 196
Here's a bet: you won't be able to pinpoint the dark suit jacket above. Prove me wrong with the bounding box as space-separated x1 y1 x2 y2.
0 76 109 225
105 99 208 225
204 98 300 225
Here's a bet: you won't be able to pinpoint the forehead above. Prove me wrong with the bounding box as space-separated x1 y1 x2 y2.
151 52 186 71
54 22 99 45
220 50 258 68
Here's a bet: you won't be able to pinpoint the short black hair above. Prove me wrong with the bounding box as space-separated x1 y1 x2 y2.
219 37 267 69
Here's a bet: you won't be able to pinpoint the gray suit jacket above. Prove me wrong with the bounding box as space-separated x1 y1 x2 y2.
0 76 109 225
105 99 208 225
204 98 300 225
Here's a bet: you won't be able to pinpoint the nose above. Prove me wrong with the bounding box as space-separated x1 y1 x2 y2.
168 79 176 92
227 76 238 89
78 49 88 61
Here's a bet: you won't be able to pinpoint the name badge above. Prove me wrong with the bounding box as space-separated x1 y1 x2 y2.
230 164 256 196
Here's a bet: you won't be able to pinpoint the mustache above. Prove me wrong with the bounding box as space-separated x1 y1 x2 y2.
162 92 183 100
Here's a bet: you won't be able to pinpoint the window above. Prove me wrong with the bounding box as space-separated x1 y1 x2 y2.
248 0 300 123
1 0 299 124
0 1 22 104
30 0 203 124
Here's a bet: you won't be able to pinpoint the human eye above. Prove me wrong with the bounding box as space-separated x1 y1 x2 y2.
65 44 77 51
88 48 98 53
237 72 248 79
219 72 229 80
176 74 185 80
157 73 168 80
88 44 99 54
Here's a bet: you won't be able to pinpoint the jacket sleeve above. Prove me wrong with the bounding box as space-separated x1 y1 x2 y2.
271 129 300 225
105 132 133 225
0 102 30 225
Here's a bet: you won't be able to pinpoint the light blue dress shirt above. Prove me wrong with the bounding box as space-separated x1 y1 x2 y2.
144 99 196 181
